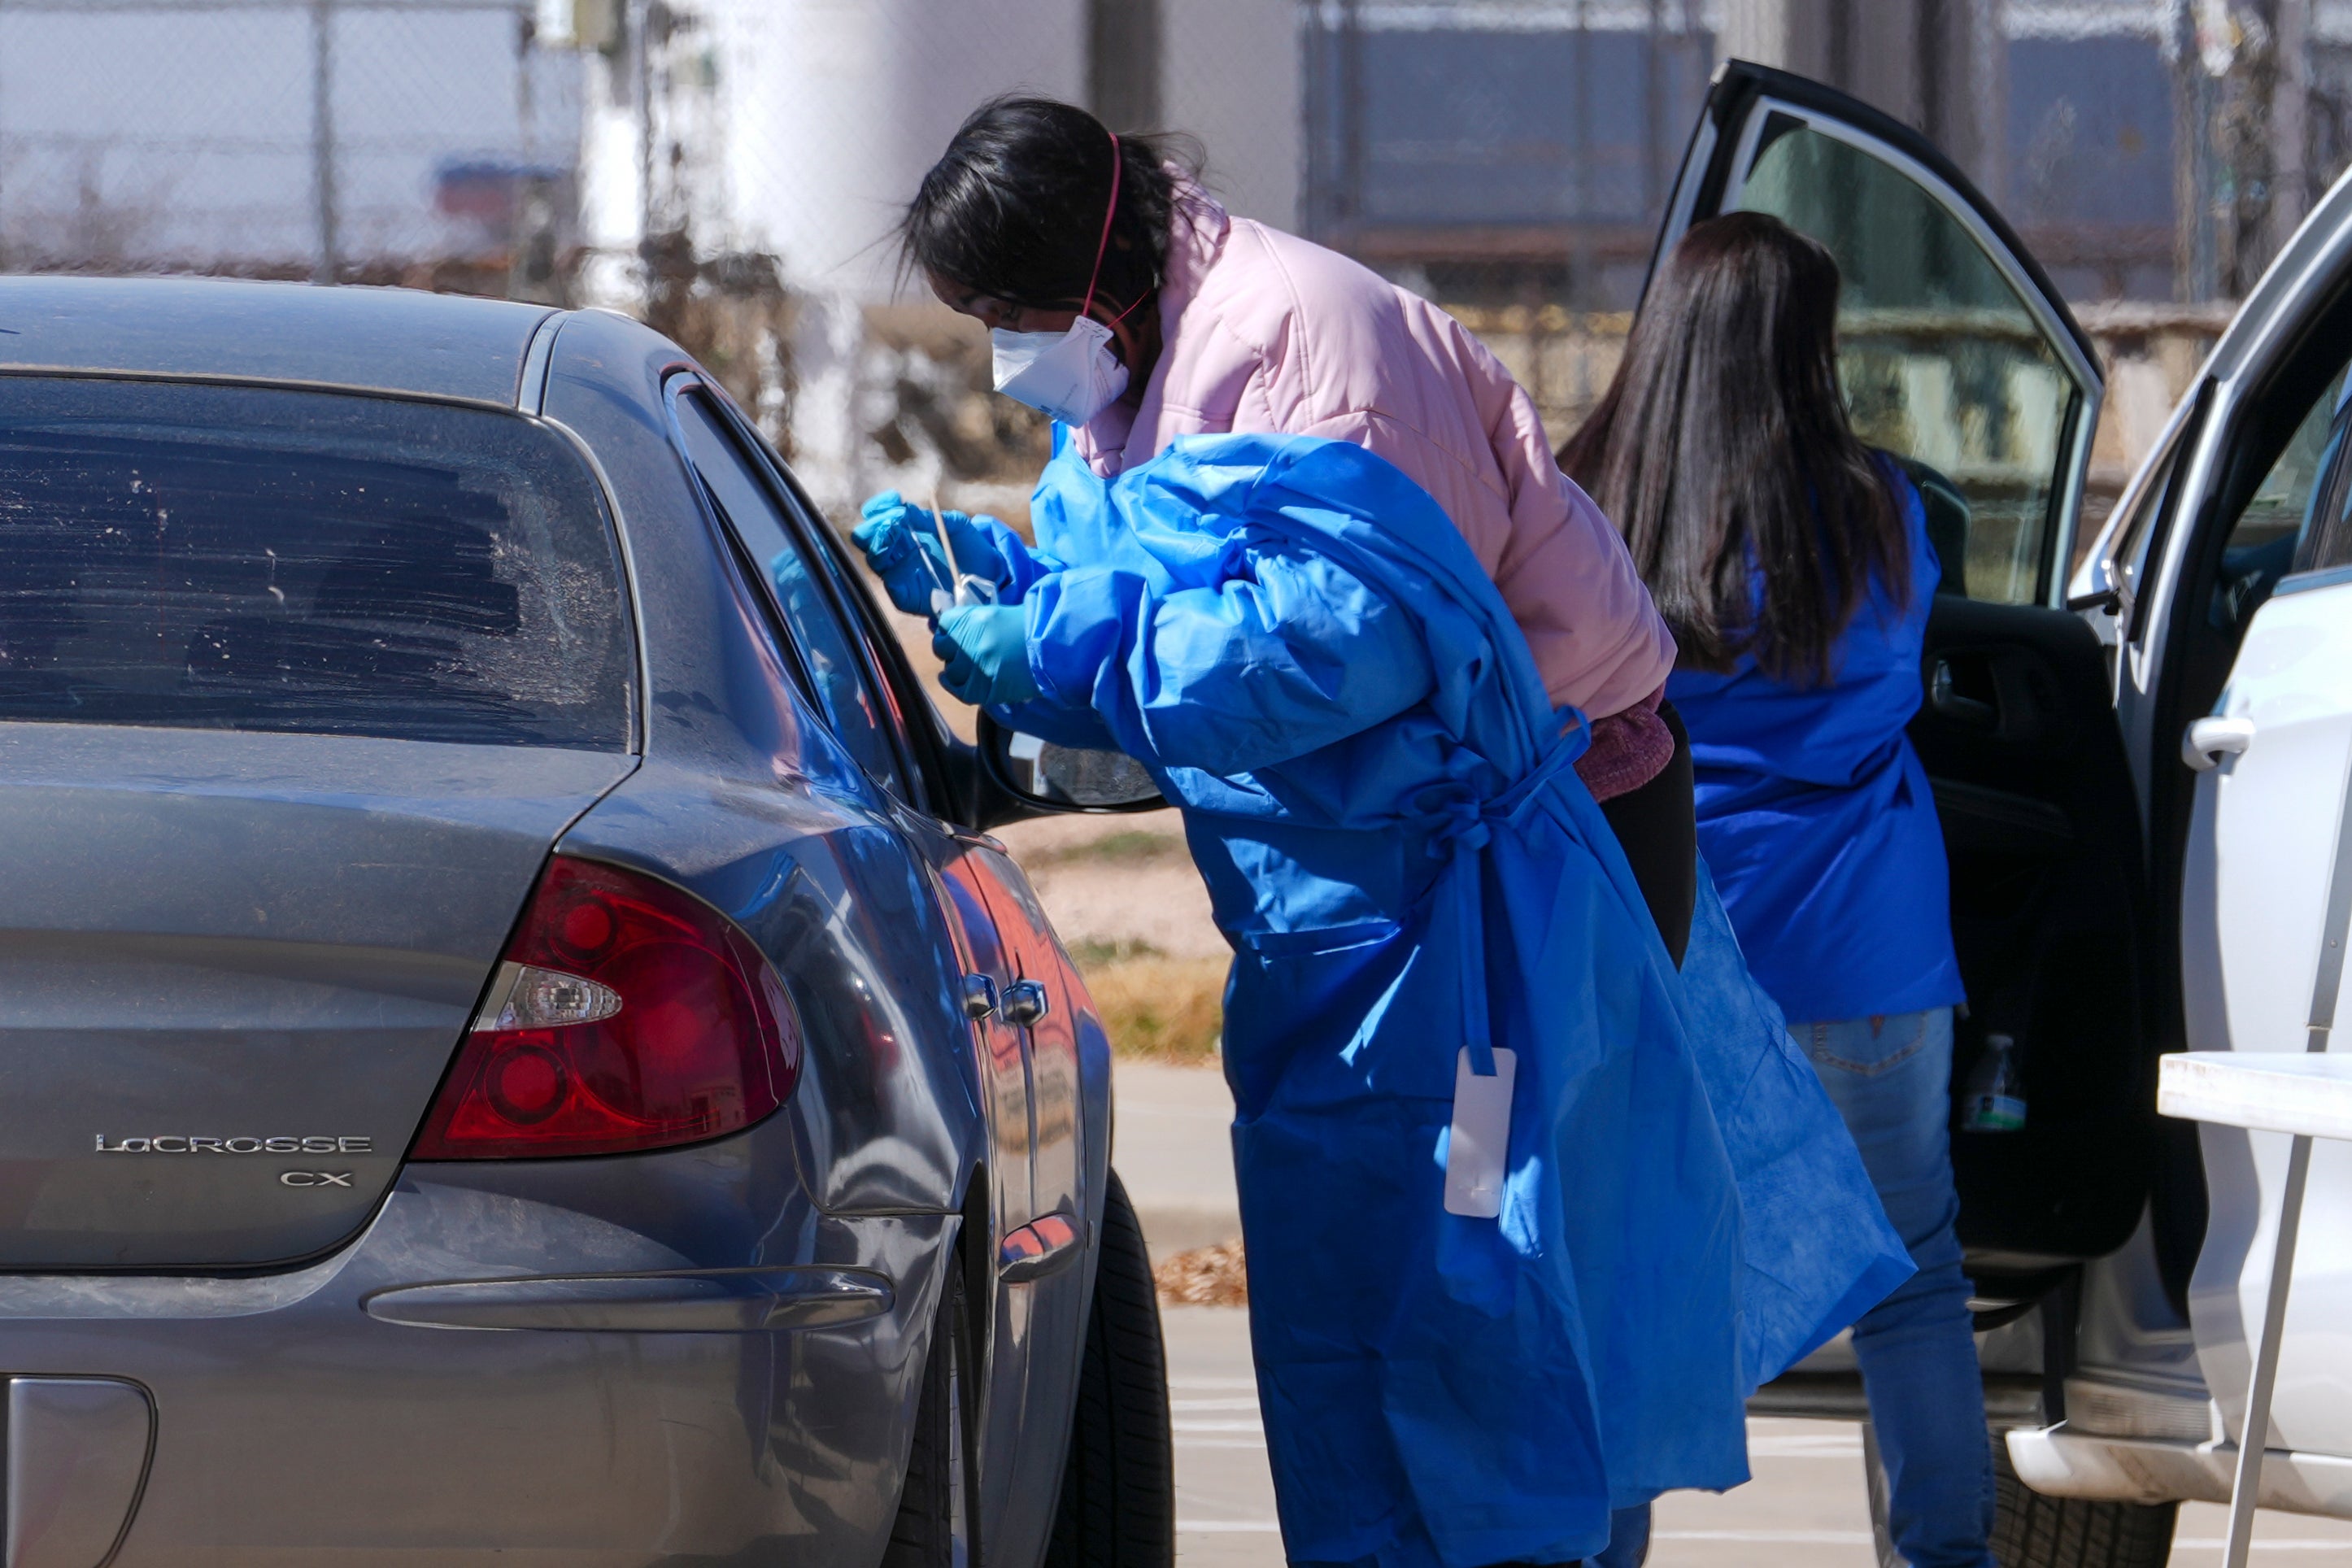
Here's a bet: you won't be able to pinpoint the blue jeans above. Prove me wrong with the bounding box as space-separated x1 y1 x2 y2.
1803 1008 1995 1568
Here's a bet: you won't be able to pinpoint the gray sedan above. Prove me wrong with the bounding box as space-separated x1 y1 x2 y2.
0 277 1171 1568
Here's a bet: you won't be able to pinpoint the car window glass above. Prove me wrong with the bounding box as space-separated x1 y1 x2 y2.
1736 120 2084 606
2228 368 2345 552
0 377 632 748
673 393 911 802
769 470 939 798
2210 365 2349 633
682 398 947 810
2291 401 2352 576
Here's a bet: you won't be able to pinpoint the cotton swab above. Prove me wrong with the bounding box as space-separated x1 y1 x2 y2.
932 491 964 592
926 491 958 614
931 490 995 608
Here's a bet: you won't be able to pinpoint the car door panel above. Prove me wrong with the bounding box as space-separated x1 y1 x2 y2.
2182 576 2352 1459
923 839 1055 1555
969 849 1086 1238
1653 62 2145 1282
1912 598 2153 1265
951 836 1094 1561
932 844 1040 1241
751 409 1119 1557
661 373 1089 1554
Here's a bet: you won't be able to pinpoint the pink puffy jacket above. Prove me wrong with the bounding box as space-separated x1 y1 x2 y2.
1070 182 1677 797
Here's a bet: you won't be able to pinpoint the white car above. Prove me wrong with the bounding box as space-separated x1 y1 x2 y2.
1643 60 2352 1567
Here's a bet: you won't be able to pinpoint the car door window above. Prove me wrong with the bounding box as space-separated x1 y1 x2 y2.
673 391 912 803
711 398 957 817
765 463 950 804
1733 120 2091 607
2289 395 2352 578
2204 367 2350 634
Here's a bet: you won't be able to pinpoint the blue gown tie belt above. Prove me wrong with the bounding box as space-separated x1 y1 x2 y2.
1417 710 1593 1079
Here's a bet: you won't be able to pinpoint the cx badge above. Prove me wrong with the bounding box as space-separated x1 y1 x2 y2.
279 1171 355 1188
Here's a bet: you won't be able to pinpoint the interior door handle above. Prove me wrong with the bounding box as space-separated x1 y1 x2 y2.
1001 979 1050 1028
1930 660 1999 728
2183 715 2256 771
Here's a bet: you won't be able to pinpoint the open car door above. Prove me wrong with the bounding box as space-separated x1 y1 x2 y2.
1650 63 2149 1297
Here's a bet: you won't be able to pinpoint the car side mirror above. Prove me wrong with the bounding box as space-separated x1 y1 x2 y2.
978 712 1165 815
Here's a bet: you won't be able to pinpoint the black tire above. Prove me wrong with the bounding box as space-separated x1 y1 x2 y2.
1863 1422 2176 1568
1045 1168 1175 1568
885 1245 981 1568
1989 1435 2176 1568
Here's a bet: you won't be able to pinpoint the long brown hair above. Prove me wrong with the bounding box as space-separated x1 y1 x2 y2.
1560 211 1906 686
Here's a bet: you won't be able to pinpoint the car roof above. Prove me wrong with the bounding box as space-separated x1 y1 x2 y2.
0 275 555 407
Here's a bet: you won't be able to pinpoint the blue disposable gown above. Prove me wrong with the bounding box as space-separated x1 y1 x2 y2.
984 433 1910 1568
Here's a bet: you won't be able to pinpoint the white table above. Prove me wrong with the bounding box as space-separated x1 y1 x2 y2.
2156 1051 2352 1568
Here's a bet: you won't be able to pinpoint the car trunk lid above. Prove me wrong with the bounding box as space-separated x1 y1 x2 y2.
0 723 632 1270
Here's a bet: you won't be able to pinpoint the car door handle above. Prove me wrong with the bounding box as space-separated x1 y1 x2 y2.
1001 979 1050 1028
1930 659 1999 728
2184 715 2256 771
960 973 998 1021
997 1212 1085 1283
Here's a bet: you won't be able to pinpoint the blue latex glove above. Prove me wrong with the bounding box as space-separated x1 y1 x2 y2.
852 490 1008 615
933 603 1039 708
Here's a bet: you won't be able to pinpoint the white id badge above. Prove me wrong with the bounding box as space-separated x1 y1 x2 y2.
1443 1048 1517 1218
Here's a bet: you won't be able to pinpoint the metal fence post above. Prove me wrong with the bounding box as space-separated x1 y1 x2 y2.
311 0 338 285
1338 0 1361 250
1087 0 1161 133
2272 0 2313 256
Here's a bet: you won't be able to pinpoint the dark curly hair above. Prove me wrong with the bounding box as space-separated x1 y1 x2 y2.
899 96 1202 317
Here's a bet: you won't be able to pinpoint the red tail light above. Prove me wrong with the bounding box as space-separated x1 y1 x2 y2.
413 856 800 1160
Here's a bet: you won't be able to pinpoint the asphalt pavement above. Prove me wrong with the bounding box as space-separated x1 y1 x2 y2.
1166 1304 1892 1567
1122 1061 2352 1565
1165 1304 2352 1565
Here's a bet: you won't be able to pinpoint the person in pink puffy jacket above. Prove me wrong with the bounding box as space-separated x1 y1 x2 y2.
873 96 1693 967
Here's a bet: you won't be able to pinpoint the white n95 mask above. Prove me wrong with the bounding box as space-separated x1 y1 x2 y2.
991 316 1130 426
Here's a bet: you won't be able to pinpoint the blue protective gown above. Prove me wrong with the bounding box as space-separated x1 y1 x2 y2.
980 433 1910 1568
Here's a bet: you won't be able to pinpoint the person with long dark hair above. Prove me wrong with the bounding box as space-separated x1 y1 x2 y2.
1562 211 1986 1568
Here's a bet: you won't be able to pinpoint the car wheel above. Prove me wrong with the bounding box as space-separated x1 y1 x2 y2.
886 1246 980 1568
1988 1435 2177 1568
1863 1422 2177 1568
1045 1168 1175 1568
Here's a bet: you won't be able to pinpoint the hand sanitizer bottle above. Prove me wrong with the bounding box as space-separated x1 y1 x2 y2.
1962 1033 2028 1133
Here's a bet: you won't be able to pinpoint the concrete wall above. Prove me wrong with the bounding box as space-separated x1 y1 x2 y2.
591 0 1301 295
577 0 1084 299
586 0 1304 516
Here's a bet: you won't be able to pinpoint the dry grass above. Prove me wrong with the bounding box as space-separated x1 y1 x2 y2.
1075 948 1228 1065
1153 1239 1248 1306
1027 828 1189 868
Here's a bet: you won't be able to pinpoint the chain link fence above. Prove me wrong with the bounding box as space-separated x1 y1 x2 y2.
0 0 578 288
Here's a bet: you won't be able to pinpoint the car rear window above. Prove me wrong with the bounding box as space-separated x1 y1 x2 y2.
0 377 633 749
